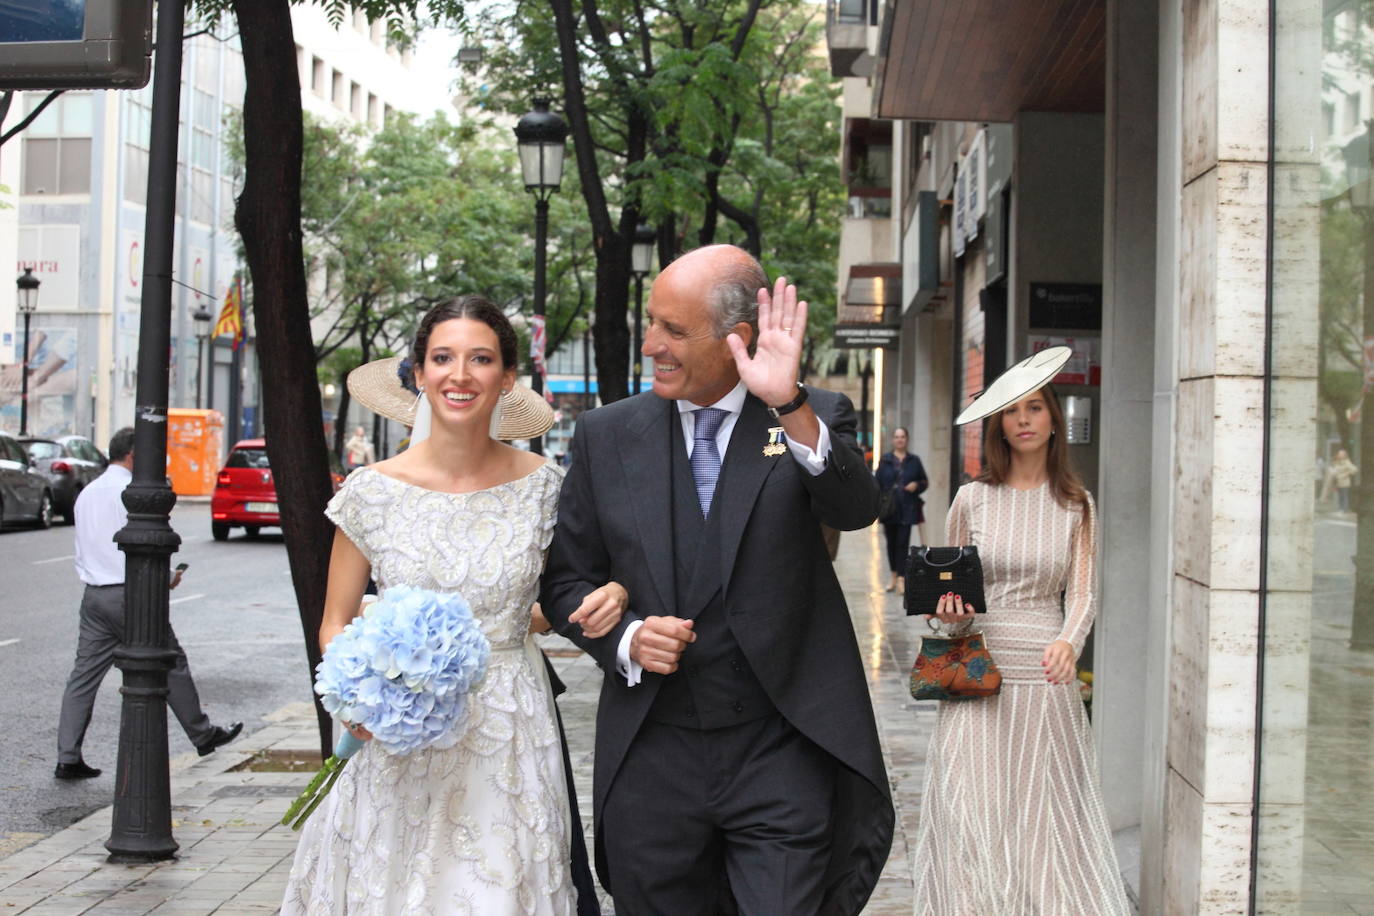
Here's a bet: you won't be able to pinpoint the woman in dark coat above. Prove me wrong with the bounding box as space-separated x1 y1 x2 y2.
875 426 928 592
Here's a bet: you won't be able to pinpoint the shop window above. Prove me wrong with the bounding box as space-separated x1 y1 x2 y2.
1257 2 1374 909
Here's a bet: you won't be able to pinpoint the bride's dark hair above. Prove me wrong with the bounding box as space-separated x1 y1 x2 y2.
411 295 518 370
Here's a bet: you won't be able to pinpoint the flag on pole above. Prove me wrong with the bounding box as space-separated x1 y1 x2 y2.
214 276 246 350
530 314 553 403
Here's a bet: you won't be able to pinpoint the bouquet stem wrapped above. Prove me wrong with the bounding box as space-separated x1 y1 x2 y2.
282 733 364 831
281 586 489 830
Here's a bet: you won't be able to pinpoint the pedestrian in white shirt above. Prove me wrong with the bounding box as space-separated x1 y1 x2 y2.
54 427 241 780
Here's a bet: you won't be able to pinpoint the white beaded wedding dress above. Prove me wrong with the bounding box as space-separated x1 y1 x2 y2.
281 463 574 915
912 481 1128 915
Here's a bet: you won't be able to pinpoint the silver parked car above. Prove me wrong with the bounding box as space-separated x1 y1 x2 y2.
0 431 53 529
20 435 107 524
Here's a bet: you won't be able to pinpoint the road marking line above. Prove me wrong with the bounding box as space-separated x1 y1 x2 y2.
31 554 74 565
0 639 19 648
169 593 205 606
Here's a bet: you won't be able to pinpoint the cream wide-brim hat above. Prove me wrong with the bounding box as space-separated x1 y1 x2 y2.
346 356 556 440
953 346 1074 426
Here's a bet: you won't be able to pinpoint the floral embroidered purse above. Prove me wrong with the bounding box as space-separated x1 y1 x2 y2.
909 625 1003 701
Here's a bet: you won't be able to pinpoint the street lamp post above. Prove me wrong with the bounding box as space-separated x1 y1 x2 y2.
514 98 568 457
630 224 655 394
15 268 40 437
192 305 211 410
105 0 187 863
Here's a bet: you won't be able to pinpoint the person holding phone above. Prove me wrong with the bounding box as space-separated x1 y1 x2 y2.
911 350 1128 914
54 428 241 780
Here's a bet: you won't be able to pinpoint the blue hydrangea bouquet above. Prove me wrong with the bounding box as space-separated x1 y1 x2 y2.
282 585 491 830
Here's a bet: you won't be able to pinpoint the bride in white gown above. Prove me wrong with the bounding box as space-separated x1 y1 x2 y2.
282 296 625 915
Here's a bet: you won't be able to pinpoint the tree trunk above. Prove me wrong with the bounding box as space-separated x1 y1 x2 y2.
232 0 335 758
332 373 351 462
549 0 644 404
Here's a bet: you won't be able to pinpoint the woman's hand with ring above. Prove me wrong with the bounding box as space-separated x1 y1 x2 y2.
344 721 373 742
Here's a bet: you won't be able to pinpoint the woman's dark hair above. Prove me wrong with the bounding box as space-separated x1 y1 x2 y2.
977 384 1091 517
410 295 518 371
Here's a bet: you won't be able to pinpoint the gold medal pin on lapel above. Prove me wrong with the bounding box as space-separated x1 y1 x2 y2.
763 427 787 457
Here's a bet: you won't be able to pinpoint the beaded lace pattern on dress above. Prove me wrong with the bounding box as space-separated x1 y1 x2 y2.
281 463 574 916
912 481 1129 915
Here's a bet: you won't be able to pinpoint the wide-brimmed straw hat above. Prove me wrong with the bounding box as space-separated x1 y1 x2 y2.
346 356 555 440
954 346 1074 426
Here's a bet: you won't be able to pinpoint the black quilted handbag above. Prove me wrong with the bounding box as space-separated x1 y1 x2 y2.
903 546 986 616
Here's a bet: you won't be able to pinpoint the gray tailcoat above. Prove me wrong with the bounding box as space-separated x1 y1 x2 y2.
541 387 895 914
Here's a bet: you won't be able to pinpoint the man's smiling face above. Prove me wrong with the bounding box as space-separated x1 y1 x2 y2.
641 251 748 407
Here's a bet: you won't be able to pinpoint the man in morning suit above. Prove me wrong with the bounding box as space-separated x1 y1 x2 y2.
541 245 893 914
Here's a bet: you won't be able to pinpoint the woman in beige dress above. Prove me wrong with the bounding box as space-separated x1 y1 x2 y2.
912 349 1127 914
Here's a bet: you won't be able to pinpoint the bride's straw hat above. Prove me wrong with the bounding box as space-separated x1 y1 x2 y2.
954 346 1074 426
346 356 556 440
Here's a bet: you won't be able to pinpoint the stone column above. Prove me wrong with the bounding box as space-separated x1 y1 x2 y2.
1159 0 1302 911
1096 0 1159 854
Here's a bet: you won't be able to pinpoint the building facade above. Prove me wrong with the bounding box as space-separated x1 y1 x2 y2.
1 11 446 453
831 0 1369 911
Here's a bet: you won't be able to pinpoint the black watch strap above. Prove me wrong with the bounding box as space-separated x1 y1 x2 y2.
767 383 809 418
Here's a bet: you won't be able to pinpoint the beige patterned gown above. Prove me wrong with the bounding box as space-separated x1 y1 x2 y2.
281 463 574 916
912 481 1128 915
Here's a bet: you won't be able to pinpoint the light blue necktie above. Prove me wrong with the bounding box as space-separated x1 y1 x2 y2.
691 407 728 516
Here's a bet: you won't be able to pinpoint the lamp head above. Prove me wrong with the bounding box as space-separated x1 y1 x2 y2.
631 223 656 276
193 304 213 338
514 98 569 193
15 267 39 314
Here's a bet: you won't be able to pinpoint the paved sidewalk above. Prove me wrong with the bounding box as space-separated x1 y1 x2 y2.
0 527 928 914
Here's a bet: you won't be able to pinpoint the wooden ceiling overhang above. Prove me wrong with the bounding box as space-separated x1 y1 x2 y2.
875 0 1106 123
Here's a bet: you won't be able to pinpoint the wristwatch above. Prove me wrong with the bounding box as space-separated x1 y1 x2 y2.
767 382 809 418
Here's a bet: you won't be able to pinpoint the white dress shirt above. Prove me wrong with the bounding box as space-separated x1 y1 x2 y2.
74 464 131 586
615 381 833 685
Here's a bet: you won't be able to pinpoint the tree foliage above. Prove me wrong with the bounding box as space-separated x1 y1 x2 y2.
465 0 844 398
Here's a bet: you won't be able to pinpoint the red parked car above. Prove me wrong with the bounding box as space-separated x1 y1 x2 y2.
210 439 344 541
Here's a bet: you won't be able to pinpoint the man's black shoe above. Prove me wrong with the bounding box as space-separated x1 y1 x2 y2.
54 760 101 780
196 722 243 757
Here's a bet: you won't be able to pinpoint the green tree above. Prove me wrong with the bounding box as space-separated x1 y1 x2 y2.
467 0 843 401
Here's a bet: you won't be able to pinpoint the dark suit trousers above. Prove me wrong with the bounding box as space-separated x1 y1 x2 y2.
603 713 836 916
57 584 214 763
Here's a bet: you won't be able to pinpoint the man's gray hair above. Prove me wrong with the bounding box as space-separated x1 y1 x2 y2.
706 256 767 354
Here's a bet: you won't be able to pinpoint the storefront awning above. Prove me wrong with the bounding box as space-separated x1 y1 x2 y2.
874 0 1105 123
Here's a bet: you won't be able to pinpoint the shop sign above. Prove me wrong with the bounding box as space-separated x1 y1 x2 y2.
834 324 900 349
17 224 81 310
1028 282 1102 331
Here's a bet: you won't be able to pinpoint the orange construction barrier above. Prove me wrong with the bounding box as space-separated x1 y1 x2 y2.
166 408 225 496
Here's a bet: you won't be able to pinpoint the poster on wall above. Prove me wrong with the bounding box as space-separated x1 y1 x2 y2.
0 326 79 435
1029 334 1101 386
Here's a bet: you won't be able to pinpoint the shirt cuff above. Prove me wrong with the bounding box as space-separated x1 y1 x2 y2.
785 420 832 477
616 620 645 686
